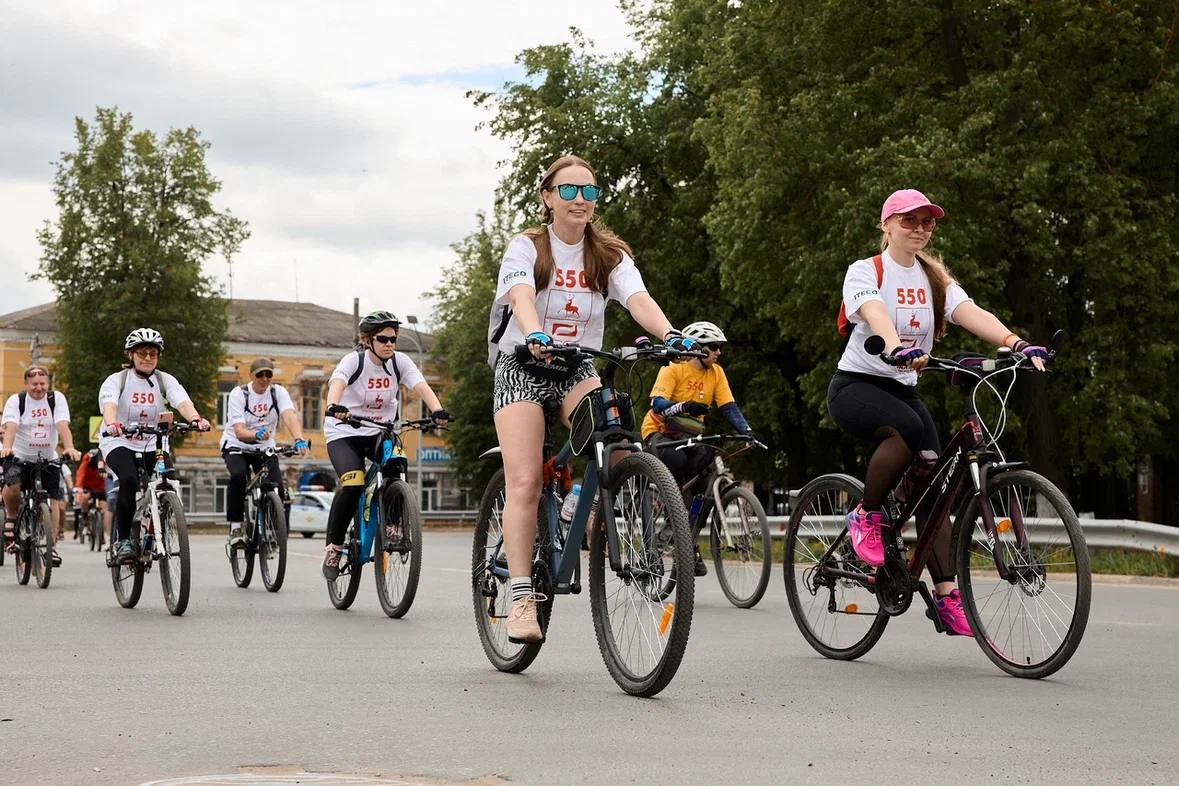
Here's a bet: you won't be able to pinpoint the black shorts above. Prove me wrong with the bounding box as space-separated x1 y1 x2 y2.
826 371 940 454
2 458 62 499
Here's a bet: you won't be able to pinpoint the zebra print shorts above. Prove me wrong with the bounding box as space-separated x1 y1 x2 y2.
492 351 597 413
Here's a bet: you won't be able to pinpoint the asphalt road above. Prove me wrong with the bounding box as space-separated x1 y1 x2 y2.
0 532 1175 786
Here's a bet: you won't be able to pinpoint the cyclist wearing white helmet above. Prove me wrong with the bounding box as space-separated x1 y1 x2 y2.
98 328 210 564
641 320 755 576
319 311 449 581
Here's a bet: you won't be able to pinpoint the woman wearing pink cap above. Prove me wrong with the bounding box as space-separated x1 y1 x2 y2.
826 189 1049 636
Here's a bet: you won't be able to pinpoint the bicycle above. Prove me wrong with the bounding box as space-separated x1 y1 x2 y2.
655 433 772 608
7 457 59 589
784 335 1090 678
224 444 300 592
472 340 704 697
85 502 104 552
325 415 436 618
103 419 203 616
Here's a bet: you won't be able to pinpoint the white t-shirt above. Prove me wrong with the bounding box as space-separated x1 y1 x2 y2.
324 350 425 443
97 369 191 454
837 250 971 385
1 391 71 460
486 225 648 366
220 383 296 451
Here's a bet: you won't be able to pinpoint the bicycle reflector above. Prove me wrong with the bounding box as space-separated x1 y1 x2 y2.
659 603 674 636
997 518 1012 533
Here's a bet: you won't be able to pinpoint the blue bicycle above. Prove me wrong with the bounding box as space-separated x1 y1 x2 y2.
472 340 704 697
326 415 439 618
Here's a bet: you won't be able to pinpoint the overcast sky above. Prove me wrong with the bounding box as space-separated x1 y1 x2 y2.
0 1 637 329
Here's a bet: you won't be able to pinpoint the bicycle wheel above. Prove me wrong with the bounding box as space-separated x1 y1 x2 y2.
88 510 99 551
258 491 288 593
230 502 255 589
956 469 1091 679
33 502 52 589
327 521 363 610
784 474 889 660
590 451 695 697
375 480 421 618
158 491 191 616
471 468 548 673
111 538 144 609
711 486 771 608
14 511 31 585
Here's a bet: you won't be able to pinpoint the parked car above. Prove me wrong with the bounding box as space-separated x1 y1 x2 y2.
288 489 334 538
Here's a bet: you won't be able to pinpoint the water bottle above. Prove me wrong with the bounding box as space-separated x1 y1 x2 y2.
688 496 703 525
154 457 166 476
895 450 939 505
559 484 582 528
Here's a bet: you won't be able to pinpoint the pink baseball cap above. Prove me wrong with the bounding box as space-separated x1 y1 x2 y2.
880 189 945 223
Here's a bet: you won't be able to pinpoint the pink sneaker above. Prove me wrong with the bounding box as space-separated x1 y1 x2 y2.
934 589 972 636
846 503 886 567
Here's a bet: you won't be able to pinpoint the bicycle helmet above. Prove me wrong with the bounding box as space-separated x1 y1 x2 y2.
358 310 401 334
124 327 164 352
683 321 727 344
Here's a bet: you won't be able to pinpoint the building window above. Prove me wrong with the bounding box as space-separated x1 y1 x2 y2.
302 382 323 430
216 381 238 425
177 480 194 513
214 478 230 514
420 478 439 512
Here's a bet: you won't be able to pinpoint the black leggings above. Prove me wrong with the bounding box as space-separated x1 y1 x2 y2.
104 447 172 541
827 371 954 584
644 433 710 490
325 435 381 546
222 450 288 524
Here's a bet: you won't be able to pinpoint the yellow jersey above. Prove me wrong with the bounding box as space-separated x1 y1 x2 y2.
640 361 736 439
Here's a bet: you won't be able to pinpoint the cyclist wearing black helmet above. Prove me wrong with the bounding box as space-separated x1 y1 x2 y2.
320 311 450 580
98 328 211 564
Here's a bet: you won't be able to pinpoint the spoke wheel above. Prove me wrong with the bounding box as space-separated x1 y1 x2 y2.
33 502 53 589
327 521 363 610
14 508 32 585
711 486 771 608
158 492 191 616
956 469 1091 679
258 491 288 592
471 468 547 673
230 499 255 588
589 452 695 697
784 474 889 660
375 480 422 618
110 536 144 609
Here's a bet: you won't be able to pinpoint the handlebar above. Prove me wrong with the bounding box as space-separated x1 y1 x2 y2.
514 337 709 367
339 413 452 433
101 421 206 438
863 335 1055 375
663 433 768 451
225 442 307 458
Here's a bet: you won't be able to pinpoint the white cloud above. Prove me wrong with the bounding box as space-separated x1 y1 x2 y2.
0 1 639 328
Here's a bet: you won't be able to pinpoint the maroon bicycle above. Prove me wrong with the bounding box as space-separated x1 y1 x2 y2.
784 335 1090 679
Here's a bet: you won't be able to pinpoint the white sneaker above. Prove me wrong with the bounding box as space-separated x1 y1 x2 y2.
507 593 547 644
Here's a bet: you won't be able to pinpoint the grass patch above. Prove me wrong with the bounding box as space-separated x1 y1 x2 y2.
1088 548 1179 578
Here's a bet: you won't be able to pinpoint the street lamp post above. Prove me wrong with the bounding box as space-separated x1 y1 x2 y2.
405 315 424 507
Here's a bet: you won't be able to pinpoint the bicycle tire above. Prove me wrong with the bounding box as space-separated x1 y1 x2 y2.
14 508 31 585
34 502 53 589
374 479 421 618
111 539 144 609
327 521 363 610
230 501 255 589
590 451 695 697
956 469 1091 679
471 467 547 673
258 491 288 593
158 491 191 616
711 486 771 608
783 473 889 660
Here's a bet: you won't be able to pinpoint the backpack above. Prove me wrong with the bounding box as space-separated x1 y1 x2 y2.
239 384 280 419
836 254 884 338
345 348 402 387
17 390 56 417
117 369 167 403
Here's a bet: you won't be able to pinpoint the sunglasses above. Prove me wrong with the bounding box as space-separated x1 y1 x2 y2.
547 183 602 202
704 343 723 352
897 214 937 231
254 371 273 379
373 335 398 345
133 349 160 359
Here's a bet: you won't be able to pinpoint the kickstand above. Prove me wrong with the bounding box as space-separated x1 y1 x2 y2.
917 581 946 634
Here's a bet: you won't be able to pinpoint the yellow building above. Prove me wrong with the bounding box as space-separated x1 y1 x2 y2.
0 299 462 518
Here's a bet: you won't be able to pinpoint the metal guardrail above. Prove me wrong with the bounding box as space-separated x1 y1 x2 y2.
764 515 1179 555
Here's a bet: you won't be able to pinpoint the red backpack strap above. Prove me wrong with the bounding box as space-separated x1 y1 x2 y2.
872 254 884 286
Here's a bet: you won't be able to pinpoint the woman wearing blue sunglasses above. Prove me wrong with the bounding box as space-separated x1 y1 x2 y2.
486 154 695 643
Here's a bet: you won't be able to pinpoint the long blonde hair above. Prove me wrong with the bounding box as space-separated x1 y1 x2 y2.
880 234 952 340
525 154 633 294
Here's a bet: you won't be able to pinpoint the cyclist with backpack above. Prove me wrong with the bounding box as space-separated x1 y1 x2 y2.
1 365 82 564
320 311 449 580
641 320 756 576
98 329 211 564
828 189 1048 635
221 357 311 549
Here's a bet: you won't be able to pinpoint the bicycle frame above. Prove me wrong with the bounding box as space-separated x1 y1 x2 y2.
347 420 412 570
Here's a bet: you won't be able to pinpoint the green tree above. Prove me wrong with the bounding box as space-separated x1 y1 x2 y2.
36 107 248 445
